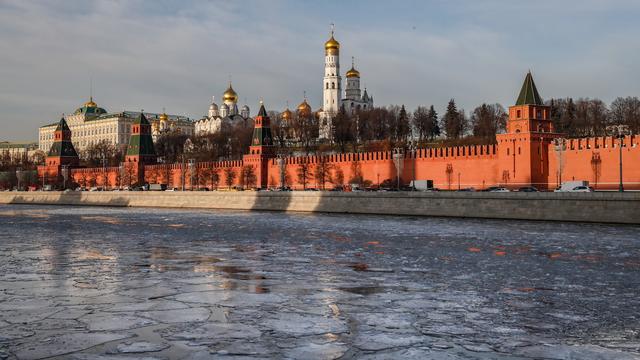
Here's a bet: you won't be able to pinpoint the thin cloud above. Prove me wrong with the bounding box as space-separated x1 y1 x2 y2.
0 0 638 140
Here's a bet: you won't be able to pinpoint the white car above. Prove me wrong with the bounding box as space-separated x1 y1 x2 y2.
488 187 510 192
569 186 594 192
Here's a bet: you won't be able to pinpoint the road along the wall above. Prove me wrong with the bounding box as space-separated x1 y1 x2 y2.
0 191 638 224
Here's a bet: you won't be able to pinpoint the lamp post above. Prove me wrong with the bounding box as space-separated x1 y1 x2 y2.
181 155 186 191
409 142 417 191
101 155 107 190
189 158 195 191
607 125 630 192
61 165 69 190
119 163 124 190
553 138 566 188
15 167 22 191
277 154 286 191
392 147 403 190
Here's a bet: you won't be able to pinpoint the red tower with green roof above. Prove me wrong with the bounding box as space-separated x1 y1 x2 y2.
497 72 561 188
243 102 274 188
46 116 80 168
125 111 157 184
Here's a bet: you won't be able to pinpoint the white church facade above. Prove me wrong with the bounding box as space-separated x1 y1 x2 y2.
194 83 252 135
317 28 374 141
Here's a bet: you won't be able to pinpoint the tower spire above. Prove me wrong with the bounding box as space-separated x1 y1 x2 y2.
330 22 335 36
516 71 543 106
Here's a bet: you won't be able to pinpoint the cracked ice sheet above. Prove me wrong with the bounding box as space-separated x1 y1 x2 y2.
14 332 134 359
263 312 348 336
2 205 640 358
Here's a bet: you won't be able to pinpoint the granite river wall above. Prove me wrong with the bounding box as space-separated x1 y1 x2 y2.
1 191 638 224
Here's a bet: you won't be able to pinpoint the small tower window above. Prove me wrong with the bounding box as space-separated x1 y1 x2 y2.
516 110 521 118
326 83 329 89
332 82 335 89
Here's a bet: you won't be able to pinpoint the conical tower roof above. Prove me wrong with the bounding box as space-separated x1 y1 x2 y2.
257 102 267 117
55 116 70 131
516 72 543 106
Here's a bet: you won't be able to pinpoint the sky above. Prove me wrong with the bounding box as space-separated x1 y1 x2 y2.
1 0 639 140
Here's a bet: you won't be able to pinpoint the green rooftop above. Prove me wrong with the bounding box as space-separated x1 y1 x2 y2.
515 72 543 106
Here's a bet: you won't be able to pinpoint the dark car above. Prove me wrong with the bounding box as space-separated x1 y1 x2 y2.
518 186 539 192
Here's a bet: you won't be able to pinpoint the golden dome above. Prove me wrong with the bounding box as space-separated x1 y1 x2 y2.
223 84 238 103
325 34 339 55
346 67 360 78
83 97 97 108
159 112 168 122
325 36 339 50
281 108 292 120
297 99 312 116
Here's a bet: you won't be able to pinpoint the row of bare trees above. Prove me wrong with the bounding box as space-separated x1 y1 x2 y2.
549 97 640 137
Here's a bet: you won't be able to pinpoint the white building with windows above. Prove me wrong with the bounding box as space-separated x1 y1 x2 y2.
38 97 194 153
194 83 252 135
318 28 374 141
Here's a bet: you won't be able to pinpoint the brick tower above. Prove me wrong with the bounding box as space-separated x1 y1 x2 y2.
497 72 559 189
243 102 274 188
46 116 79 168
41 116 79 187
125 111 157 185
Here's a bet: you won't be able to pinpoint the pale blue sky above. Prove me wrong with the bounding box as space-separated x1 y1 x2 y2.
1 0 639 140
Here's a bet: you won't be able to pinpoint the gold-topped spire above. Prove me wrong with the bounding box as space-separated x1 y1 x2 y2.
223 81 238 103
83 96 97 108
346 56 360 78
324 23 340 55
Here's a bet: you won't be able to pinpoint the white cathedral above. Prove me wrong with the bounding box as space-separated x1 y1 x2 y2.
317 28 373 141
194 83 252 134
194 27 373 141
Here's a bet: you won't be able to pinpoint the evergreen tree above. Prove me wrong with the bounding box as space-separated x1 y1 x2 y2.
443 99 461 139
426 105 440 140
396 105 411 143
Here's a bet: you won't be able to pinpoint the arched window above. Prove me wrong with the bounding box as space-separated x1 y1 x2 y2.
331 82 335 89
326 83 329 89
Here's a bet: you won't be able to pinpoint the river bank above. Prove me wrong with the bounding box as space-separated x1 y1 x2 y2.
1 191 639 224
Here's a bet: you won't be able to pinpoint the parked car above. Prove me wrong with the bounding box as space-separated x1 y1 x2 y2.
487 187 510 192
518 186 539 192
569 185 594 192
554 181 589 192
458 187 476 192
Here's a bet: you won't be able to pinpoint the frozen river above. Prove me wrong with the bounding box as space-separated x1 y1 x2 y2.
1 205 639 359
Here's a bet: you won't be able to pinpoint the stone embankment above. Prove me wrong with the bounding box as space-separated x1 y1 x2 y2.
0 191 638 224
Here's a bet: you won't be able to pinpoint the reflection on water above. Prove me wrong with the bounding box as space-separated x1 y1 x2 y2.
1 205 640 359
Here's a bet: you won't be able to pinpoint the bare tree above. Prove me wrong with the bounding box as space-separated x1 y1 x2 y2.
296 160 313 190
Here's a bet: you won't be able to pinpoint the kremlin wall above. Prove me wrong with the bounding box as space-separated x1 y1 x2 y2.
38 73 640 192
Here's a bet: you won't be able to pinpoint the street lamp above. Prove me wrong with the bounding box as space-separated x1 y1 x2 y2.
15 167 22 191
277 154 286 191
189 158 195 191
607 125 630 192
61 165 69 190
119 163 124 190
409 142 417 191
392 147 404 190
553 138 566 188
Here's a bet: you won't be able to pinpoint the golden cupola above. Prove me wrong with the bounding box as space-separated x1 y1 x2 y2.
223 83 238 103
159 112 168 122
297 99 312 116
325 29 340 55
84 96 97 108
281 108 292 120
346 57 360 78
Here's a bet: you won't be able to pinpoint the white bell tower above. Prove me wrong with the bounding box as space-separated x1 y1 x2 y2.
320 24 341 140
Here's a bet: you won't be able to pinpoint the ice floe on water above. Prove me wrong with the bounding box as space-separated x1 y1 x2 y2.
1 204 639 359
